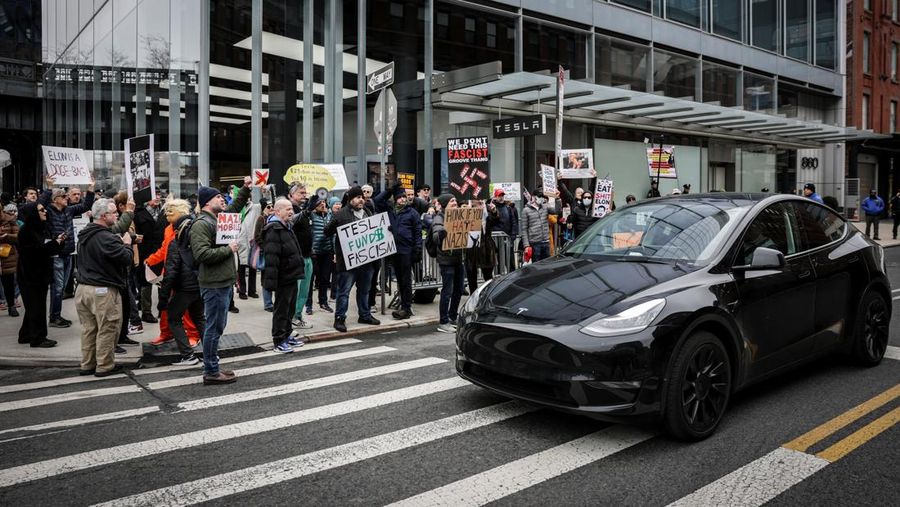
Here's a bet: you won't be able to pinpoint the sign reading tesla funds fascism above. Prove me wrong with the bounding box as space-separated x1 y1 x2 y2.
447 136 490 201
42 146 92 185
338 212 396 269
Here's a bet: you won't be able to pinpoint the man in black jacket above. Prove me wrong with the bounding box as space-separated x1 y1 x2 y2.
374 183 423 320
324 186 381 332
264 199 306 353
292 194 319 329
75 198 134 377
134 197 166 323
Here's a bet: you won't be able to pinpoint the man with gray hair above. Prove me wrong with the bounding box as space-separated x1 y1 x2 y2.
74 198 134 376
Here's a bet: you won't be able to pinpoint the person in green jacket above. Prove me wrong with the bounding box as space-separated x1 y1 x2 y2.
191 177 251 385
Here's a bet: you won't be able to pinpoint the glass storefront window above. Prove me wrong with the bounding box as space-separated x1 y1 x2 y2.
785 0 809 62
653 49 698 100
666 0 701 28
711 0 741 41
702 62 738 107
596 35 650 92
434 2 515 74
523 21 587 80
743 72 774 113
751 0 779 53
612 0 652 13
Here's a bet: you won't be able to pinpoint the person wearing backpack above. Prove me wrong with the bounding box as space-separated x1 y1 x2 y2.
429 194 464 333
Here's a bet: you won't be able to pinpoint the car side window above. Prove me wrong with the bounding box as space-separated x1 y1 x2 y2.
738 203 799 265
791 201 847 250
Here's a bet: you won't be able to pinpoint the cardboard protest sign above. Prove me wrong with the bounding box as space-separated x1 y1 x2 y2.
42 146 92 185
216 213 241 244
559 149 594 179
447 136 490 200
398 172 415 190
592 179 614 218
540 164 557 194
253 169 270 187
125 134 156 206
442 207 483 250
647 146 677 178
488 182 521 201
338 212 396 269
284 163 350 191
613 231 643 249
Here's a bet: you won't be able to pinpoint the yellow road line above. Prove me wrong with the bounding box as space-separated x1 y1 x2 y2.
815 405 900 462
782 383 900 453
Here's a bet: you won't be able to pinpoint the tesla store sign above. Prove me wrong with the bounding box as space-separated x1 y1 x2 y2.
491 114 546 139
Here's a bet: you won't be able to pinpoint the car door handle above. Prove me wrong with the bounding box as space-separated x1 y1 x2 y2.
799 270 812 279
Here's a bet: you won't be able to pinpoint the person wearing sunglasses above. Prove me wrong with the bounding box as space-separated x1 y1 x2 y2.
16 203 66 348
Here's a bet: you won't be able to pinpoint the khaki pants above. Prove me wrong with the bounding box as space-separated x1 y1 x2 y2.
76 284 123 373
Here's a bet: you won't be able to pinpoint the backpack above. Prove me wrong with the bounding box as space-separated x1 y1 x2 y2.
175 218 198 276
425 225 439 258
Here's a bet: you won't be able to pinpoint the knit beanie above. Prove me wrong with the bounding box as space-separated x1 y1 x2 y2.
327 196 340 208
344 186 364 202
437 193 453 209
198 186 220 209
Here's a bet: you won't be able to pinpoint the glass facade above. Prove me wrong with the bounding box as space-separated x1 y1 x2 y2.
596 34 650 91
653 49 699 100
785 0 809 62
702 61 738 107
666 0 701 28
743 72 775 113
711 0 742 41
750 0 779 53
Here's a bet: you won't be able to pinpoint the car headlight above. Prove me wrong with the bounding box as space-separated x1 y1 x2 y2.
581 299 666 337
463 279 494 314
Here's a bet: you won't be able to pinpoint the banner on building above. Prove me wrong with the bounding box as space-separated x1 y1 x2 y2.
284 163 350 191
442 207 483 250
540 164 557 194
253 168 270 187
125 134 156 206
559 149 594 179
338 212 396 269
592 179 614 218
488 182 521 201
447 136 490 201
398 172 415 190
647 146 677 179
216 213 241 244
42 146 92 186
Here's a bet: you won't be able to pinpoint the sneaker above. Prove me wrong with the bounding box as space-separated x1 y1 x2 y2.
437 323 456 334
319 303 334 313
79 369 95 376
287 336 305 348
128 324 144 335
305 306 313 315
203 372 237 384
95 365 124 377
173 354 200 367
334 317 347 333
150 335 174 346
120 337 140 346
292 318 313 329
141 313 158 324
115 345 127 354
264 306 274 312
59 317 73 326
274 341 294 354
358 315 381 325
0 302 6 311
48 318 71 328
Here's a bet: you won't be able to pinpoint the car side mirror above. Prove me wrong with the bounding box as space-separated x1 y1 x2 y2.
734 247 785 272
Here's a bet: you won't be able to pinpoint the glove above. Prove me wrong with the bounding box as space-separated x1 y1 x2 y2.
524 246 533 262
413 249 422 264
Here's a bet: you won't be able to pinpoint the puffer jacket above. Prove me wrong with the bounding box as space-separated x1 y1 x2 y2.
160 215 200 294
0 215 19 275
311 210 334 254
521 204 552 247
263 217 305 290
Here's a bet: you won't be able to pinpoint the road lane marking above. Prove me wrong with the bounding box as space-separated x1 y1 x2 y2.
0 385 143 413
145 346 395 390
0 407 161 438
0 377 469 488
666 447 829 507
91 401 535 507
886 346 900 361
816 405 900 462
389 426 654 507
783 383 900 453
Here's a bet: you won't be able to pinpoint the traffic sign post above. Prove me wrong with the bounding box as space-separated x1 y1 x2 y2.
369 61 396 316
366 62 394 95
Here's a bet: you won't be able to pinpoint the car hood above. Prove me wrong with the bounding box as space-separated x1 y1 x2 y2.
482 256 689 324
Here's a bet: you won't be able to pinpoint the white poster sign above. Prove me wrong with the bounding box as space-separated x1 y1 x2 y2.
72 216 89 246
592 179 614 218
42 146 92 185
216 213 241 244
338 212 396 269
559 149 595 179
125 134 156 205
540 164 557 195
488 182 521 202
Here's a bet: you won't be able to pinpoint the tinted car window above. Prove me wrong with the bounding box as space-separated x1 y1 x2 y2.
791 201 847 250
738 203 801 264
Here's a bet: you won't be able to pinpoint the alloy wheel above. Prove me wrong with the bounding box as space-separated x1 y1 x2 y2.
864 297 889 360
681 344 730 433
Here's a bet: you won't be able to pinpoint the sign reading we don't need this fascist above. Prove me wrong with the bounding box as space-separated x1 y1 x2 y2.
338 212 396 269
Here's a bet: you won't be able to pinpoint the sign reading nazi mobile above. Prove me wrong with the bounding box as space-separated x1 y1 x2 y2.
216 213 241 244
492 114 546 139
338 212 396 269
366 61 394 95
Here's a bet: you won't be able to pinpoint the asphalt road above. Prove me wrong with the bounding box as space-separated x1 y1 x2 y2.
0 250 897 506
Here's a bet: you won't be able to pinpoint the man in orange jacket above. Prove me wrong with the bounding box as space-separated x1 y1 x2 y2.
144 219 201 346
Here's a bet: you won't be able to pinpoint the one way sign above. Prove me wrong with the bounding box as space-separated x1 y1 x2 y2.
366 61 394 95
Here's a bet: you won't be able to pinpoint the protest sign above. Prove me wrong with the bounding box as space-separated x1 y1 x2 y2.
216 213 241 244
592 179 614 218
447 136 490 200
284 163 350 191
42 146 92 186
398 172 415 190
72 216 89 246
338 212 396 269
488 182 521 201
647 146 677 178
540 164 557 194
559 149 594 179
125 134 156 205
442 207 483 250
253 169 270 187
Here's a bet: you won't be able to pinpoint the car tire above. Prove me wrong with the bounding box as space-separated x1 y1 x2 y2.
850 290 890 367
663 331 732 441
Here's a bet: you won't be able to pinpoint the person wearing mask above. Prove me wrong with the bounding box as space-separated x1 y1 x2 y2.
802 183 824 204
486 188 518 272
264 198 306 354
521 189 558 263
292 193 318 328
310 197 337 313
429 194 465 333
646 180 661 199
890 189 900 240
236 195 261 300
17 202 66 347
861 189 885 241
133 197 166 323
39 179 95 328
558 181 599 239
0 204 20 317
75 198 134 377
191 177 252 385
324 186 381 333
254 198 275 312
374 183 422 320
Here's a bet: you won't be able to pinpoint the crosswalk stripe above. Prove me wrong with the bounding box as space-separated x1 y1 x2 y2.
0 407 161 439
388 426 654 507
666 447 829 507
886 346 900 361
0 374 113 396
177 357 448 412
145 346 396 390
91 401 535 507
0 377 470 488
0 385 143 413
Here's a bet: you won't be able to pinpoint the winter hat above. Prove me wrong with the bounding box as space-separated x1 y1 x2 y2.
437 193 454 209
198 186 221 209
803 183 816 192
392 185 406 199
328 196 340 208
344 185 364 202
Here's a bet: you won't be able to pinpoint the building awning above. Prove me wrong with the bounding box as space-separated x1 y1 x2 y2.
432 68 888 149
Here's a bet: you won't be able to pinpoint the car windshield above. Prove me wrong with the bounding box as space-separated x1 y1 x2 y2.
564 197 754 266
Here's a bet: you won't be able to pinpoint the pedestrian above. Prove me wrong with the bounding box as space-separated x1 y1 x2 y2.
861 189 885 240
264 198 306 353
486 188 518 273
802 183 824 204
17 202 66 347
292 193 317 329
254 198 275 312
890 189 900 240
0 204 20 317
558 179 599 239
39 179 95 328
428 194 465 333
324 185 381 332
310 196 336 313
133 197 166 323
374 183 422 320
625 194 636 205
682 183 691 195
413 184 432 215
75 198 134 377
647 180 661 198
521 189 558 263
236 195 261 300
112 191 143 345
329 198 342 302
191 177 252 385
288 183 308 213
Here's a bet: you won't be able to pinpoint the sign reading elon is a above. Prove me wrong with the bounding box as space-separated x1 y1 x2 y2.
491 114 546 139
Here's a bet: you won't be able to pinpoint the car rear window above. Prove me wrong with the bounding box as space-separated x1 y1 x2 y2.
792 202 847 249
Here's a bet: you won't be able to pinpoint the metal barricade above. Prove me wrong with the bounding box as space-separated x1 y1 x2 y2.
492 231 518 276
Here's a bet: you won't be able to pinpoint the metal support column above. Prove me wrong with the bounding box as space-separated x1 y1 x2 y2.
423 0 434 189
198 0 210 185
357 0 367 184
303 0 313 162
251 0 262 171
324 0 335 162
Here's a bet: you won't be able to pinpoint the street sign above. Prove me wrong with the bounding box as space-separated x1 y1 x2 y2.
366 61 394 95
373 88 398 140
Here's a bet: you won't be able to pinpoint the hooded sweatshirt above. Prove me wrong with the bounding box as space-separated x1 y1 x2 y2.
76 222 134 290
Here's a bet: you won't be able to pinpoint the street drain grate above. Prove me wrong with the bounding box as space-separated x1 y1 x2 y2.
141 332 260 359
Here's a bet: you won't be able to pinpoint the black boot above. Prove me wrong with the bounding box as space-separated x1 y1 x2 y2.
334 317 347 333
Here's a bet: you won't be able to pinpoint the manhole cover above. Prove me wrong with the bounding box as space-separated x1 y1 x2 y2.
142 332 259 358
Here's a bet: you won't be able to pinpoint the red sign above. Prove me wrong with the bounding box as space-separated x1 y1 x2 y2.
253 169 270 187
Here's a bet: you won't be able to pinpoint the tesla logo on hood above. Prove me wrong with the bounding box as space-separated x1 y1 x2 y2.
516 308 529 316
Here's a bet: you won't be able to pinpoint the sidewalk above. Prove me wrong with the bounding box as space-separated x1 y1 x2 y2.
850 220 900 249
0 285 441 367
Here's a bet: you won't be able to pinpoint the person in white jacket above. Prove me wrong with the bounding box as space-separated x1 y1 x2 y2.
236 190 263 300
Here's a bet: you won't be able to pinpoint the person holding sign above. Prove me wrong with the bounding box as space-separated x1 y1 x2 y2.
557 169 600 239
324 186 381 333
263 199 306 354
427 194 465 333
521 189 559 263
190 177 251 385
374 183 423 320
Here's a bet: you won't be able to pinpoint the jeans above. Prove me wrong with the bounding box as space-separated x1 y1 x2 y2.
392 254 414 311
273 283 298 346
50 255 73 320
313 254 334 305
294 257 313 319
262 286 273 310
531 241 551 262
439 264 465 324
864 215 881 238
200 286 232 376
334 265 373 320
